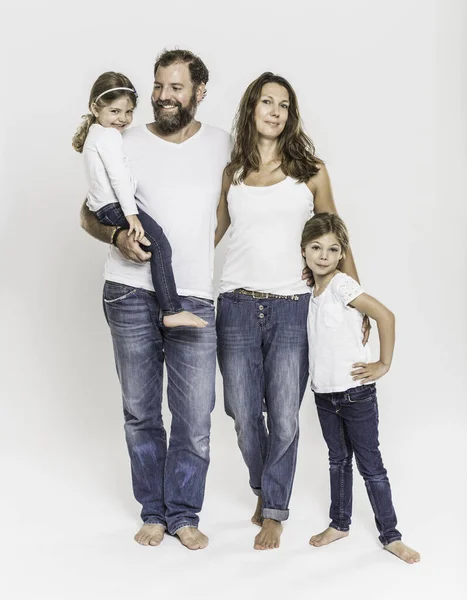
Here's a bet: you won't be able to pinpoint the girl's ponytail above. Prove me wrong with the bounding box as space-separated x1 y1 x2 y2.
72 113 96 153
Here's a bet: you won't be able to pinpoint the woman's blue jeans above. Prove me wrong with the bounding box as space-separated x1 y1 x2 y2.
216 291 310 521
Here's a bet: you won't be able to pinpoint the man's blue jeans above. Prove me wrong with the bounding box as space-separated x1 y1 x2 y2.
314 383 402 545
216 291 310 521
103 281 216 534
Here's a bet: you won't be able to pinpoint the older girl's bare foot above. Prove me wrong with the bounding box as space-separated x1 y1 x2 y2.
309 526 349 547
251 496 263 527
163 311 207 328
384 540 420 564
134 523 165 546
176 526 209 550
254 518 283 550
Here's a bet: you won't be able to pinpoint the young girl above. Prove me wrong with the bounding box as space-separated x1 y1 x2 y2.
72 71 206 328
301 212 420 564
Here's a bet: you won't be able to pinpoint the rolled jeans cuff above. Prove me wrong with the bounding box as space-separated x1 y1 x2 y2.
330 521 350 532
262 507 289 521
252 487 261 497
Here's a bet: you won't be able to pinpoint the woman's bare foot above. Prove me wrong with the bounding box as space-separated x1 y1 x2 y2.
176 526 209 550
254 518 283 550
163 311 208 328
309 527 349 547
251 496 263 527
134 523 165 546
384 540 420 564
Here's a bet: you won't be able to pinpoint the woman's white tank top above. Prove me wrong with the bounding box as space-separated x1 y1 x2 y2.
218 176 314 295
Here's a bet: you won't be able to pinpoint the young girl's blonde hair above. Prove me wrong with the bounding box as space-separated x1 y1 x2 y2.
72 71 137 153
301 212 350 254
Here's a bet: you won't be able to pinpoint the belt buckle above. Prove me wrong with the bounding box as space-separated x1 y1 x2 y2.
252 291 268 299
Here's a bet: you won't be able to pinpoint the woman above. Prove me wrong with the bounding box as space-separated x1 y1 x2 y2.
215 72 366 551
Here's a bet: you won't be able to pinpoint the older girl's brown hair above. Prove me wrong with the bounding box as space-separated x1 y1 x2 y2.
227 72 322 184
72 71 137 153
301 212 350 254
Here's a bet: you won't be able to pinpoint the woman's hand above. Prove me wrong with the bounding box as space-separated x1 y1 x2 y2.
302 265 314 287
350 360 389 383
362 315 371 345
126 214 145 242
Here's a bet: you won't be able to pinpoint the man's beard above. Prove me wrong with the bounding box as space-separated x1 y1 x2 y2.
151 88 198 134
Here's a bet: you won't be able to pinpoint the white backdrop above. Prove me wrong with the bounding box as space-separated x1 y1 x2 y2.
2 1 466 598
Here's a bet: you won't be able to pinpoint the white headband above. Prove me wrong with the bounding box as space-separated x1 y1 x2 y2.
94 87 137 103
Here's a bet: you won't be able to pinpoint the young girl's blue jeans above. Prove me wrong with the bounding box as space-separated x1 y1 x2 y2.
314 383 402 545
95 202 182 315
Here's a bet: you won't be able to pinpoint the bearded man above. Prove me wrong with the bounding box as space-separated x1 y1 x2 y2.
80 49 230 550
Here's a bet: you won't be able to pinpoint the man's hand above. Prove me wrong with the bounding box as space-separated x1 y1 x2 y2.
362 315 371 345
115 231 152 263
301 266 314 287
350 360 389 384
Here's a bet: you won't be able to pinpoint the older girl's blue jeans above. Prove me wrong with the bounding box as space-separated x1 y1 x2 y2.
96 202 182 316
314 383 402 545
216 291 310 521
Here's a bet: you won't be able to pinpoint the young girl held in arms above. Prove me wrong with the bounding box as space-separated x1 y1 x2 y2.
72 71 206 328
302 213 419 564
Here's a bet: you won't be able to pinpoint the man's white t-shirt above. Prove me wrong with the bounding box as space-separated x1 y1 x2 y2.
307 272 371 393
104 123 231 300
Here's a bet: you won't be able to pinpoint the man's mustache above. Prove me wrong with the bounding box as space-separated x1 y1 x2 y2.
155 100 182 109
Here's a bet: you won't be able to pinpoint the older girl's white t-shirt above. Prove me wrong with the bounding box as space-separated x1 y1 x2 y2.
307 272 371 393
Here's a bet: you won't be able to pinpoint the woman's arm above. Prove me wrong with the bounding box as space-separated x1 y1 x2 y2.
214 168 232 247
307 164 359 283
307 164 371 344
349 292 395 382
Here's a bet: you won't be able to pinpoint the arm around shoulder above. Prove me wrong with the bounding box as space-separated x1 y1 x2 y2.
215 168 232 247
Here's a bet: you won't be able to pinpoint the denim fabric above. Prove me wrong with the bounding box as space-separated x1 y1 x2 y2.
96 202 182 315
314 383 402 545
216 291 310 521
103 282 216 534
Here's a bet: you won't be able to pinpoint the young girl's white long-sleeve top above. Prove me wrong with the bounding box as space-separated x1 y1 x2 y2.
83 124 138 216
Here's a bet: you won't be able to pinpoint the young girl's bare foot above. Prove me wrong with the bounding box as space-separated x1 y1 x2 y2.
384 540 420 564
176 527 209 550
309 527 349 547
251 496 263 527
254 518 283 550
134 523 165 546
163 311 208 328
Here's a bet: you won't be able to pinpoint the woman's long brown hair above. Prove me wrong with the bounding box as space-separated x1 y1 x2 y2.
227 72 323 184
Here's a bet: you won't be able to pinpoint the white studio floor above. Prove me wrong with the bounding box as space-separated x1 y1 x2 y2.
2 373 465 600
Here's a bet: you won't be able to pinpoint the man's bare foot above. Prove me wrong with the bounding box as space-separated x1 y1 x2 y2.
176 526 209 550
309 526 349 547
134 523 165 546
251 496 263 527
384 540 420 564
163 311 208 328
254 518 283 550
